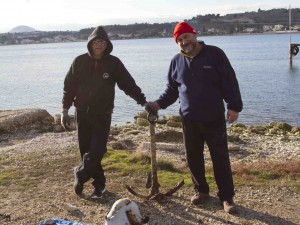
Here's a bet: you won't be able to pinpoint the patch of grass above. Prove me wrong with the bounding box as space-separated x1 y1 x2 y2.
157 159 182 173
0 170 21 186
103 149 191 186
128 151 151 165
232 160 300 187
258 171 279 180
102 150 220 188
158 171 191 186
1 147 299 195
103 150 300 190
0 149 79 192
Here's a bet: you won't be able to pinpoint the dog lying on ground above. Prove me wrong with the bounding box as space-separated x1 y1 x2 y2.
105 198 149 225
38 198 148 225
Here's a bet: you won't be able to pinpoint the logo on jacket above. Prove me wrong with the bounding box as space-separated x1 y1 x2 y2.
103 73 110 79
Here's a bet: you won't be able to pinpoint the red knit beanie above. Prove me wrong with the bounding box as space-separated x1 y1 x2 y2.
173 22 196 43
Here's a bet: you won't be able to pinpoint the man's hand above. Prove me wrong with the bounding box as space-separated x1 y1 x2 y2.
61 109 71 131
144 102 160 114
227 109 239 124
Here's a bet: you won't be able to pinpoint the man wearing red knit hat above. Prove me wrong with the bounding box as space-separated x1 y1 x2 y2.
144 22 243 214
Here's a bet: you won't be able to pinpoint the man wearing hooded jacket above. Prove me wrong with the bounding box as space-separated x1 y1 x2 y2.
61 26 147 198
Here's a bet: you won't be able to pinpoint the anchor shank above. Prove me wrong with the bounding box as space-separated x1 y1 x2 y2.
149 122 160 194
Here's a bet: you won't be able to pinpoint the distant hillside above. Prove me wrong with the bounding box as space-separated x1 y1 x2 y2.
186 8 300 33
1 8 300 46
79 8 300 38
9 25 36 33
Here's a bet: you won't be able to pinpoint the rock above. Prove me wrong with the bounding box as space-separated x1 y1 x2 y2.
155 130 183 142
109 140 135 150
126 130 140 135
136 118 149 127
274 122 292 132
110 127 121 135
63 203 79 212
166 121 182 128
156 119 168 124
227 134 242 142
291 126 300 133
228 143 241 151
163 115 182 122
53 114 76 131
280 136 290 142
137 111 148 119
53 124 64 133
250 125 267 135
0 109 54 134
139 142 184 153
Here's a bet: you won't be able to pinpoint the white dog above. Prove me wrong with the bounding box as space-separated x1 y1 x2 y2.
105 198 149 225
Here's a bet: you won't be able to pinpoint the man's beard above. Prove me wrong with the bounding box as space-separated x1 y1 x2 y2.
182 41 197 54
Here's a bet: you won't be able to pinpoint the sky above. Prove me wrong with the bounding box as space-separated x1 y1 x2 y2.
1 0 300 33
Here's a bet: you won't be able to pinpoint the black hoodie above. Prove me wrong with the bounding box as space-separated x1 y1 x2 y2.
62 26 146 115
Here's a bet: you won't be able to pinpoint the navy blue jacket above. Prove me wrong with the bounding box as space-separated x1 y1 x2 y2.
157 42 243 122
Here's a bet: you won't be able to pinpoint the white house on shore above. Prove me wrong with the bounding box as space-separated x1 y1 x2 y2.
273 24 285 31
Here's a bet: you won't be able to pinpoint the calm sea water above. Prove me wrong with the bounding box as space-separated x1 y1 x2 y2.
1 34 300 126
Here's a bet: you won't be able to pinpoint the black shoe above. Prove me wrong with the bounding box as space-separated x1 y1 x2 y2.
90 187 106 199
73 167 84 195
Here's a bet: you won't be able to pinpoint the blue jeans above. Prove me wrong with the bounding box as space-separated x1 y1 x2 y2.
75 110 111 189
182 116 235 201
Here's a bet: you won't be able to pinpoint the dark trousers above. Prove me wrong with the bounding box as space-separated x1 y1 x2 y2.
181 116 235 201
75 110 111 189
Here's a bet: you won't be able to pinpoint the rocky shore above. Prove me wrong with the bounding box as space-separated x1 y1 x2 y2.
0 109 299 225
1 108 299 164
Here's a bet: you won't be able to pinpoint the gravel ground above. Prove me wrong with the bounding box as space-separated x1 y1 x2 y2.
0 124 299 225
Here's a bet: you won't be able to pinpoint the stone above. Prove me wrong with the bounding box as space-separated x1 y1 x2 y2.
109 139 135 150
137 111 148 119
136 118 149 127
139 142 184 153
0 109 54 134
54 114 76 131
291 126 300 133
228 143 241 151
163 115 182 122
166 121 182 128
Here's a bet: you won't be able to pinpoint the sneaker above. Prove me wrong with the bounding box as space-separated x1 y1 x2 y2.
90 187 106 199
223 199 238 214
73 167 84 195
191 192 209 205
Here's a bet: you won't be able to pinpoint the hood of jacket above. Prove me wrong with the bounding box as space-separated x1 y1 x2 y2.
87 26 113 57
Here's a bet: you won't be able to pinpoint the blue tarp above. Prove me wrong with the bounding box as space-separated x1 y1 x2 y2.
38 218 93 225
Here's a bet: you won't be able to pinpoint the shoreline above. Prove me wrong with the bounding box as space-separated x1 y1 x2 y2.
0 108 299 134
1 31 300 47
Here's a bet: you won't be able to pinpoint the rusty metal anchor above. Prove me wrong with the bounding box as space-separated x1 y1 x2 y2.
125 112 184 201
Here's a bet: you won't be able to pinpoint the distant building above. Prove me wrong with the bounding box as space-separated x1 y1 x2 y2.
273 24 284 31
19 39 36 44
243 28 255 33
40 37 54 43
117 33 133 38
207 28 219 34
291 25 300 30
263 25 273 32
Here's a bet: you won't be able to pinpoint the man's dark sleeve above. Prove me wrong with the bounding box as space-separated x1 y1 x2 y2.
218 49 243 112
156 61 179 109
62 60 77 110
114 59 146 106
